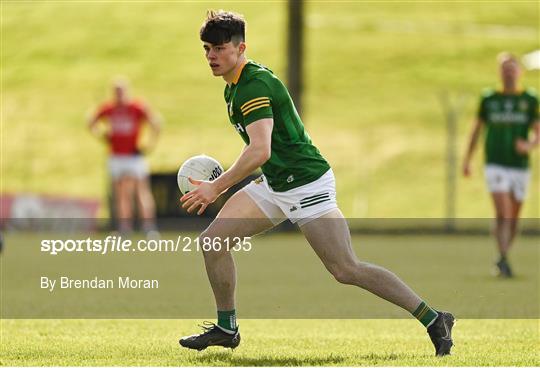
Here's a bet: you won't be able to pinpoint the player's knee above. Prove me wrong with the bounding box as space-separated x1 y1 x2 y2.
329 262 358 285
332 261 375 287
199 228 218 241
198 230 231 257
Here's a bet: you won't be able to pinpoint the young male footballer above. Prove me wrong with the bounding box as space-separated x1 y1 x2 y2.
463 53 539 277
179 10 455 356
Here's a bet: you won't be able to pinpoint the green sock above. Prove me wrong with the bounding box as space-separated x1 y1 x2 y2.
412 301 438 327
217 309 237 332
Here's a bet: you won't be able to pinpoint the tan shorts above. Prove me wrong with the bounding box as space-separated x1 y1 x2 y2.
242 169 338 227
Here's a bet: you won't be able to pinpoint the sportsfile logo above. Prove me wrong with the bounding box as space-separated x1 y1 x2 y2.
40 235 253 255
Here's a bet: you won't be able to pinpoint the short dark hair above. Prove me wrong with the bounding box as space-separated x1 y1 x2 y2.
200 10 245 45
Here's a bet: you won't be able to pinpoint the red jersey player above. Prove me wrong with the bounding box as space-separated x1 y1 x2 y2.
88 79 161 235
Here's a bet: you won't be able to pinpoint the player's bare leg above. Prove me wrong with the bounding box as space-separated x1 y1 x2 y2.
508 194 522 246
179 190 274 350
300 208 454 356
491 192 513 256
201 190 274 309
300 209 422 312
114 176 136 233
135 177 158 235
491 192 516 277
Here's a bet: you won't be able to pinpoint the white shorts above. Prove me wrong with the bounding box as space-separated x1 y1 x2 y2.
484 164 530 201
108 155 149 180
243 169 338 227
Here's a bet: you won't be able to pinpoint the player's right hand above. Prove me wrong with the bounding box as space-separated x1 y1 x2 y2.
180 177 220 215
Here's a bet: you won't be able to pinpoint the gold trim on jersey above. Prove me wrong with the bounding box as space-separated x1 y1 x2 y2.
240 97 270 111
242 102 271 116
231 60 247 85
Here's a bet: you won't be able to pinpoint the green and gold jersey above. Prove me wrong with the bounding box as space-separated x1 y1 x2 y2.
224 60 330 192
478 88 539 169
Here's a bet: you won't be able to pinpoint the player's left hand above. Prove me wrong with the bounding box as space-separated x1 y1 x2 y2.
179 177 220 215
515 138 531 155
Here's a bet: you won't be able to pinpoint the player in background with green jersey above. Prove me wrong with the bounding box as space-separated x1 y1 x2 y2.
463 53 540 277
179 10 454 356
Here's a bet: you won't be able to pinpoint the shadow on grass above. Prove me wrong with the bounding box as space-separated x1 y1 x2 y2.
357 352 426 362
190 351 346 366
185 351 431 366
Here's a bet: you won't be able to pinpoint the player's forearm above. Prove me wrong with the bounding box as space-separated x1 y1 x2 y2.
88 119 101 137
464 122 482 162
148 125 161 148
149 115 162 135
464 134 479 162
213 144 270 193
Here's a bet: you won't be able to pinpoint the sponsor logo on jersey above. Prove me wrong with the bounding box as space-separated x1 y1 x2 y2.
519 100 529 111
289 205 298 212
503 100 513 111
286 175 294 183
111 116 135 134
489 112 528 124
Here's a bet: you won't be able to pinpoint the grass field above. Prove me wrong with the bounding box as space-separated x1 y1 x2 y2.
2 3 539 366
1 319 538 366
2 2 539 218
1 232 539 365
